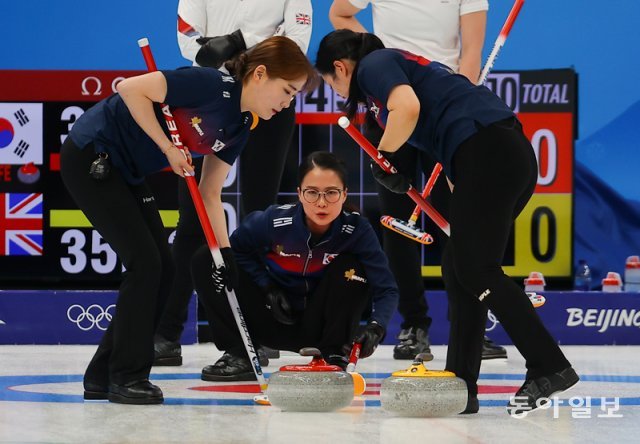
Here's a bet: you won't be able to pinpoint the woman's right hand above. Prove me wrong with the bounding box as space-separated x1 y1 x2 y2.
370 150 411 193
164 145 195 177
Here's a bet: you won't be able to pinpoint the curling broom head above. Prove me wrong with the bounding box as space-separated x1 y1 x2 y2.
381 215 434 245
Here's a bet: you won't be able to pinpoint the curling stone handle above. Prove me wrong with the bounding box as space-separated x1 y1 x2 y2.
299 347 322 357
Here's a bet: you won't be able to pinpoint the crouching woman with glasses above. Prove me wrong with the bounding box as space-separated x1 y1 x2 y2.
190 151 399 380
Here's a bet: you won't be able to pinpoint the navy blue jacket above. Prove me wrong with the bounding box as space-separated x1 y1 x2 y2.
230 203 399 328
70 67 252 184
357 48 515 181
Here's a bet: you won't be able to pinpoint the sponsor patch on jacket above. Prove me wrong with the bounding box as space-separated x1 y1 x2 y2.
211 139 225 152
275 244 301 258
344 268 367 283
190 117 204 136
323 253 338 265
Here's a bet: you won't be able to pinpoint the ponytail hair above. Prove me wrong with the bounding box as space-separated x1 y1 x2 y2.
225 36 318 93
224 52 250 79
315 30 385 120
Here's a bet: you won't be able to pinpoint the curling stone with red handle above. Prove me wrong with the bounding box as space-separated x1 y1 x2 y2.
266 347 353 412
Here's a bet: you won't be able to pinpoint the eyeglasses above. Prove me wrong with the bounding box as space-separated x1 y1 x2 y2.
301 188 344 203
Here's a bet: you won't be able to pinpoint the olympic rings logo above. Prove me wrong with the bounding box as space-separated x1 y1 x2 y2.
67 304 115 331
485 310 500 332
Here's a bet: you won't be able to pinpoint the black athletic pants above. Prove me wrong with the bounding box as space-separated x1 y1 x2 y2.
60 138 173 386
156 104 296 342
191 247 370 357
441 118 571 395
365 124 451 331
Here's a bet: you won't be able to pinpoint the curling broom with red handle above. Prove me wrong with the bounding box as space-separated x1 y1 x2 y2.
338 116 451 237
137 37 268 392
478 0 525 85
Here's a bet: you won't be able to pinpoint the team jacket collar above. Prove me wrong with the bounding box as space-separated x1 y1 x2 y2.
292 203 348 245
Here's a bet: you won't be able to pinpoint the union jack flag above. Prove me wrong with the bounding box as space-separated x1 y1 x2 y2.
0 193 43 256
295 13 311 25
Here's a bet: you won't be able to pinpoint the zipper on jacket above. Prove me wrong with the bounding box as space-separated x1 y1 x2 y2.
302 234 313 295
302 233 330 304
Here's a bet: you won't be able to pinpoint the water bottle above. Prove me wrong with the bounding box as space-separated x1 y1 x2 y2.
602 272 623 292
524 271 546 293
573 260 592 291
624 256 640 292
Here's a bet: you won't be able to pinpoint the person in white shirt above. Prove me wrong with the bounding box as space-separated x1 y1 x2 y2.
329 0 508 365
177 0 312 66
154 0 313 366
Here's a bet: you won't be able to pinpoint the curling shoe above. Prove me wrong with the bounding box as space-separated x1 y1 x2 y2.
108 379 164 405
153 335 182 366
201 350 268 382
506 367 579 416
482 335 508 360
83 381 108 400
260 346 280 359
393 327 434 361
460 393 479 414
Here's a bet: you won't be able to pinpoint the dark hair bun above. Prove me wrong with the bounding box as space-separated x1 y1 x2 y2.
224 51 249 77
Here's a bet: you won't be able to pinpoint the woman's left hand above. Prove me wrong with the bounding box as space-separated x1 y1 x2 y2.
165 146 195 177
264 286 296 325
183 146 193 166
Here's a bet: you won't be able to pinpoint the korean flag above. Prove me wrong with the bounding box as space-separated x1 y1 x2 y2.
0 103 43 165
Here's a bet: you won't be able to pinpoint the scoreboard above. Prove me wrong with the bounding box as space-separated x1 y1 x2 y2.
481 70 576 278
0 68 576 287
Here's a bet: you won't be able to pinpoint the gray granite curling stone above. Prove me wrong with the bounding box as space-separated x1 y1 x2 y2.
381 353 468 417
266 348 354 412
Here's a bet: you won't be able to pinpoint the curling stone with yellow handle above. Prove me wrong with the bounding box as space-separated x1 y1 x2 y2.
381 353 468 417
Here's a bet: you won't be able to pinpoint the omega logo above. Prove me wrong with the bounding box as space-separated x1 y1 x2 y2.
81 76 102 96
81 76 126 96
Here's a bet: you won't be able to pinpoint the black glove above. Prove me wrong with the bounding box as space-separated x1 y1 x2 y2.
264 285 296 325
211 247 239 295
352 321 386 358
195 29 246 68
370 151 411 193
